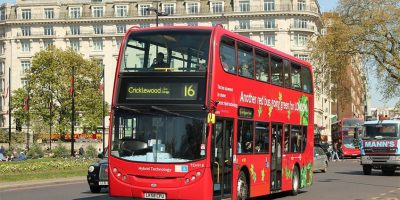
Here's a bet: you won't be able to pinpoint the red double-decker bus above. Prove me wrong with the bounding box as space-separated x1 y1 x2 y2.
331 118 364 158
108 25 314 199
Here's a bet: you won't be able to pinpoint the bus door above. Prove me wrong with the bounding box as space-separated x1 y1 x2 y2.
270 123 283 191
211 118 233 199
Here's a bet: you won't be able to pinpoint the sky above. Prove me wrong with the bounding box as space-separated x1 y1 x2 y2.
0 0 397 108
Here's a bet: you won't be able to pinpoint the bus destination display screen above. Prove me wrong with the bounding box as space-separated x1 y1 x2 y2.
126 82 198 100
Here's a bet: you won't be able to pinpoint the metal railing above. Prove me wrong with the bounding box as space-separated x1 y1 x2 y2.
3 3 319 21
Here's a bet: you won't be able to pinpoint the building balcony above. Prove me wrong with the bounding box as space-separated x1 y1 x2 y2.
234 25 278 32
4 3 320 22
16 32 56 38
65 31 125 37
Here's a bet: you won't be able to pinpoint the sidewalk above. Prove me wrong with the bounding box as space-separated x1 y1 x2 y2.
0 176 86 191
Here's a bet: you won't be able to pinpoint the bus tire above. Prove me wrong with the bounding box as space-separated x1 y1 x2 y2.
237 171 249 200
90 185 101 193
291 166 300 196
363 165 372 175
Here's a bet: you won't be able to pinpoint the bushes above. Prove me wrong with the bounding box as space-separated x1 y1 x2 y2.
52 144 70 158
27 144 44 159
85 145 98 158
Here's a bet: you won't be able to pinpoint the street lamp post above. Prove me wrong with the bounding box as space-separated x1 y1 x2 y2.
146 7 168 27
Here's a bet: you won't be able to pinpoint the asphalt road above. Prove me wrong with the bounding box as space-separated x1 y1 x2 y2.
0 159 399 200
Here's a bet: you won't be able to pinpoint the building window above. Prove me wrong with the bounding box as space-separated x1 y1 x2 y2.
93 25 103 34
294 34 308 46
21 9 31 20
186 2 199 14
116 24 126 33
163 22 174 26
0 61 4 75
264 0 275 11
298 0 306 11
140 23 150 28
116 39 122 49
0 10 5 20
69 7 81 18
294 19 307 28
211 2 223 13
264 19 275 29
21 40 30 52
92 6 104 17
187 22 198 26
21 26 31 36
70 40 80 51
43 40 53 49
239 20 250 29
21 79 28 88
295 54 310 62
163 3 175 15
265 35 275 46
239 1 250 12
93 39 103 51
139 5 151 16
115 5 128 17
44 8 54 19
21 61 31 75
70 25 80 35
44 26 54 35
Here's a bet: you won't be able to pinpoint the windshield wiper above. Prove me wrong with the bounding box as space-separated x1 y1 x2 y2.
150 106 198 120
114 106 141 113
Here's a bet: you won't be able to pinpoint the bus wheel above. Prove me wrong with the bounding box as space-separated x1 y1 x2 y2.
237 171 248 200
291 167 300 196
363 165 372 175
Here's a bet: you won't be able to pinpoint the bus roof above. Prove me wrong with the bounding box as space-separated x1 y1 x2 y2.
364 119 400 125
127 25 312 67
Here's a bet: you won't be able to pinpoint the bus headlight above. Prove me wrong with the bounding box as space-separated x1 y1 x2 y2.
88 166 95 173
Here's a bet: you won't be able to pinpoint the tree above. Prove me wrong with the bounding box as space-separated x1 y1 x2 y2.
14 47 108 138
310 0 400 107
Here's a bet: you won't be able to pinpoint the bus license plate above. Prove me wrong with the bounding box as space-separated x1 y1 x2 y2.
144 192 166 199
99 181 108 185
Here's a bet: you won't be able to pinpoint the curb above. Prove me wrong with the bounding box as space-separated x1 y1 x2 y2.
0 176 86 191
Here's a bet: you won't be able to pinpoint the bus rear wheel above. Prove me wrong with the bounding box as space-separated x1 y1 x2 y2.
291 167 300 196
237 171 248 200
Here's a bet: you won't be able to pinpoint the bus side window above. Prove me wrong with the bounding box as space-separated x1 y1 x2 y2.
291 63 302 90
220 37 236 74
255 49 269 82
301 67 312 93
271 56 283 86
238 42 254 79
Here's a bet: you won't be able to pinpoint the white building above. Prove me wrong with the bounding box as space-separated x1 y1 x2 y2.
0 0 326 136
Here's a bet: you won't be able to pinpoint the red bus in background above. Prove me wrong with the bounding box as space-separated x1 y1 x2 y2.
108 25 314 199
331 118 363 158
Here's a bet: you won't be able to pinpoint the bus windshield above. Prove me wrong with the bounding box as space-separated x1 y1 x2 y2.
111 109 207 163
364 124 399 139
121 29 211 72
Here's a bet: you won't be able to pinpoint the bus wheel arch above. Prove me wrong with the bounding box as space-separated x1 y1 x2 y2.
291 164 300 196
237 168 250 200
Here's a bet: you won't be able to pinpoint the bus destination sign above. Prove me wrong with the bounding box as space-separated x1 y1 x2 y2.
238 107 254 118
126 82 198 100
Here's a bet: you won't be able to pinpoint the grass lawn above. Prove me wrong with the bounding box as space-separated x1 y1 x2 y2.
0 158 97 182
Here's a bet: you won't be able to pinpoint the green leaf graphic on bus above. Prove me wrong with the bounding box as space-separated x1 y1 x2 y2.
301 163 313 187
298 95 309 125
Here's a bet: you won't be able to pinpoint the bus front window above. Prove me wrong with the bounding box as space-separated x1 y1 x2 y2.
121 30 211 72
111 110 207 163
